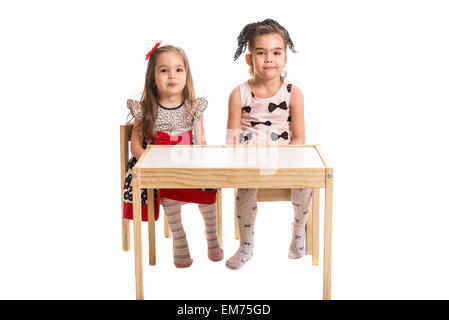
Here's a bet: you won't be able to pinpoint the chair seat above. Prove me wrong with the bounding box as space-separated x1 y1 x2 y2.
257 189 291 201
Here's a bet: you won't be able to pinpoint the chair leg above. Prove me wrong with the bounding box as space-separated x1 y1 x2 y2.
147 189 156 266
234 189 240 240
217 189 223 245
164 213 171 238
312 188 320 266
306 201 313 256
122 218 130 251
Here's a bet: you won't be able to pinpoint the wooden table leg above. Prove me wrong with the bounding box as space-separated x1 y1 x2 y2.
132 172 144 300
312 188 320 265
323 169 333 300
148 189 156 266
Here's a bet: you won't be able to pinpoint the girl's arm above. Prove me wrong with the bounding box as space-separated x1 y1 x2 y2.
193 115 207 145
130 119 145 159
289 85 306 145
226 86 242 145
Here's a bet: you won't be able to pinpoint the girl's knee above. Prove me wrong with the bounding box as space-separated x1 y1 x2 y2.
161 197 180 207
291 188 313 202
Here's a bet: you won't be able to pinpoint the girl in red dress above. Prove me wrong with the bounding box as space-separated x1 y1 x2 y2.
123 43 223 267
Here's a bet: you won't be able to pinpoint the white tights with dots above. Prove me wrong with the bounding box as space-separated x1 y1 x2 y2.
225 188 313 270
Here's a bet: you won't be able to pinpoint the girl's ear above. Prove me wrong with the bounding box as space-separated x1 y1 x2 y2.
245 54 252 67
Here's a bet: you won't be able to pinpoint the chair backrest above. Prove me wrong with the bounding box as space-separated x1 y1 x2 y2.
120 124 133 191
120 124 133 251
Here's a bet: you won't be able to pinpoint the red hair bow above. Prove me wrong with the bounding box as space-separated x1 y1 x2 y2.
145 41 162 60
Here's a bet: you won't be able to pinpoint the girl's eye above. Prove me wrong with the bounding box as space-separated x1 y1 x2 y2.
176 68 184 72
256 52 264 55
274 51 281 56
160 69 168 73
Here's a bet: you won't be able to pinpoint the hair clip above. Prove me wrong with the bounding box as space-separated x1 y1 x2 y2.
145 41 162 60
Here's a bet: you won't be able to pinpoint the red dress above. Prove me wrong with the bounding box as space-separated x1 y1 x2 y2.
122 130 216 222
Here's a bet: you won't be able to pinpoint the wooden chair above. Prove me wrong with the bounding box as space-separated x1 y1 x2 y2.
234 188 320 265
121 124 223 262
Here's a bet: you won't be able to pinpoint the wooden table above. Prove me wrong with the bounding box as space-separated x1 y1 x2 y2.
131 145 333 300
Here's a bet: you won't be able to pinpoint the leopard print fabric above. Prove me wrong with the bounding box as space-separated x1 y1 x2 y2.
127 97 207 136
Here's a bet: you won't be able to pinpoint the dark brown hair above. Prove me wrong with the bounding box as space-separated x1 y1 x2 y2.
233 19 296 61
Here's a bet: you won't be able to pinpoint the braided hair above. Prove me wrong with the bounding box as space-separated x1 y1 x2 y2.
234 19 296 61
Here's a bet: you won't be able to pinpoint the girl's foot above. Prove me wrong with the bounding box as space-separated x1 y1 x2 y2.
174 258 193 268
225 247 253 270
288 242 305 259
204 230 224 261
288 222 305 259
172 232 192 267
208 248 224 262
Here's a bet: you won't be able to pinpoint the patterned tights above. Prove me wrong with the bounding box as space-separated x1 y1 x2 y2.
226 188 313 270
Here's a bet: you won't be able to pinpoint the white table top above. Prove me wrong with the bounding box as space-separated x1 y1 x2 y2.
140 146 325 169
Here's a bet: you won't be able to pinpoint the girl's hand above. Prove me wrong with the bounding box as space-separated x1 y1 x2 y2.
289 85 306 145
193 116 207 145
130 119 145 159
226 86 243 145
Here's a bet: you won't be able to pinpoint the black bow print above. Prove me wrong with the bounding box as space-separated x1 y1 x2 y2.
244 224 252 228
287 84 292 93
287 115 291 122
268 101 287 113
239 132 252 144
251 120 271 127
271 131 289 141
242 106 251 113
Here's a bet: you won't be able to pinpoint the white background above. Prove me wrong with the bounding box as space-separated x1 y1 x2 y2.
1 0 449 300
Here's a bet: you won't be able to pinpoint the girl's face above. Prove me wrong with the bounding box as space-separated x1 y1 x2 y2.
154 51 187 99
246 33 287 80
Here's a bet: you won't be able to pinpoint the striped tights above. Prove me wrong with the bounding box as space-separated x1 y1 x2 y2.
161 198 223 268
